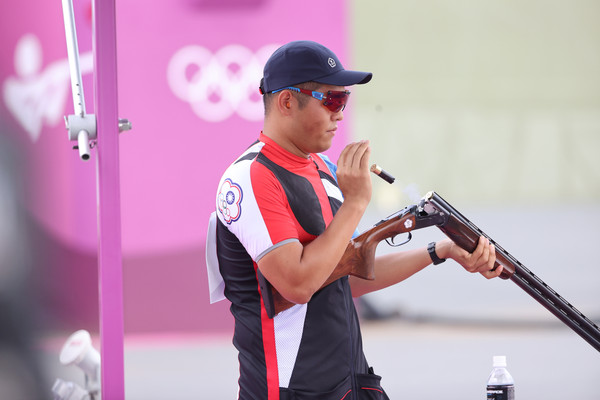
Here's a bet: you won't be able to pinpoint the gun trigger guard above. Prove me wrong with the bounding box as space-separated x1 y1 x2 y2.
386 232 412 247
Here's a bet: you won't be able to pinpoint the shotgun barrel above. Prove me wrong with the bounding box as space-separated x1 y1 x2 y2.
420 191 600 352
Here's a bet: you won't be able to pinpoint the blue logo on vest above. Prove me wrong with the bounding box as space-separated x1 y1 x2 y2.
218 178 243 224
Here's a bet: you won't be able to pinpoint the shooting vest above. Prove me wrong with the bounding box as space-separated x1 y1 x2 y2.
214 133 387 400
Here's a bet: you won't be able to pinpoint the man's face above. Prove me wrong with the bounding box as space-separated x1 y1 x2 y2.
290 84 346 156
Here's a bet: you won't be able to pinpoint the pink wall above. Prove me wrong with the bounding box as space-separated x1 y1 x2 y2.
0 0 355 333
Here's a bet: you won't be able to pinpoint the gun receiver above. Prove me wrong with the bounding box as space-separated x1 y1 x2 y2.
420 191 600 352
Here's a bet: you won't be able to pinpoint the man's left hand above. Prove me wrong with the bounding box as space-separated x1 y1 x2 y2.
436 236 503 279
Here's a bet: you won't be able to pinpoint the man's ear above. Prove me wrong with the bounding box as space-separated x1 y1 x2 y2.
276 90 294 115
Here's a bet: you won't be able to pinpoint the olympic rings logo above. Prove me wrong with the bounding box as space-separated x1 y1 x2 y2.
167 44 279 122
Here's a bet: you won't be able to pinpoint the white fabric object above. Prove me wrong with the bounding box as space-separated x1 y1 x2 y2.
274 304 307 388
321 177 343 203
206 212 225 303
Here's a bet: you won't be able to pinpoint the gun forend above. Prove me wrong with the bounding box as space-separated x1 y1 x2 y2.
419 191 514 279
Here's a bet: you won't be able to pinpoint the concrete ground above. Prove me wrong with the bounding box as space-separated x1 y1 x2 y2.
40 319 599 400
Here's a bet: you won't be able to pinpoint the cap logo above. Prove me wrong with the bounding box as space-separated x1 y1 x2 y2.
328 57 336 68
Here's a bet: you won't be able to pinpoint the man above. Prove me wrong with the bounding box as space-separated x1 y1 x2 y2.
210 40 502 399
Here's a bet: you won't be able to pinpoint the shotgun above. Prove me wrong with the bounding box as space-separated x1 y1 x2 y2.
259 191 600 353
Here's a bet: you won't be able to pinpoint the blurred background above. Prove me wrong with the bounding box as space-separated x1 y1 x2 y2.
0 0 598 399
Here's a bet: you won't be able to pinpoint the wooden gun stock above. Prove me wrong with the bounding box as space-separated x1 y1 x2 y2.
258 208 421 318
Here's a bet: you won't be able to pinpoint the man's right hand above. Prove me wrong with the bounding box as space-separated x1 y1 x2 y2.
335 140 372 211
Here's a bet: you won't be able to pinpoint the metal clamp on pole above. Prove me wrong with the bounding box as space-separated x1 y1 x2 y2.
61 0 130 161
118 118 132 133
64 114 96 161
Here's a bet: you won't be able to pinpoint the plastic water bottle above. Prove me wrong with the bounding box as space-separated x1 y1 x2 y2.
486 355 515 400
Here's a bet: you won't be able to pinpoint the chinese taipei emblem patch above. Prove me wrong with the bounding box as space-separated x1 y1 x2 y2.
218 178 243 224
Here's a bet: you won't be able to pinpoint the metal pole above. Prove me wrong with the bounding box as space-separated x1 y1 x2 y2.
61 0 86 117
92 0 125 397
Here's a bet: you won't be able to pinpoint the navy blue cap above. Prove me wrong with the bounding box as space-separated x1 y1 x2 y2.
259 41 373 94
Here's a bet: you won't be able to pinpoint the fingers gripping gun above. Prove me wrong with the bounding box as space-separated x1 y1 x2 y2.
259 191 600 353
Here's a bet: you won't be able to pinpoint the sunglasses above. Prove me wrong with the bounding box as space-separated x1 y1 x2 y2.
271 86 351 113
